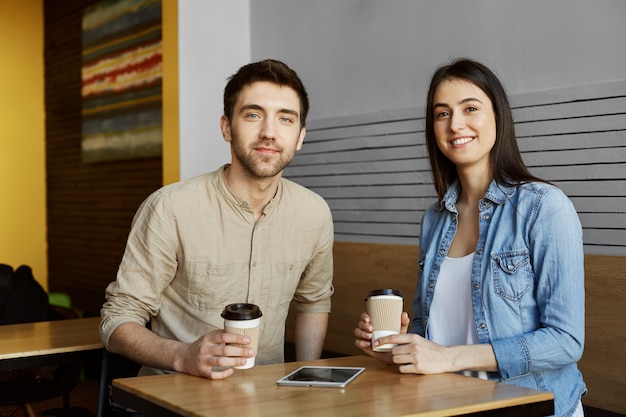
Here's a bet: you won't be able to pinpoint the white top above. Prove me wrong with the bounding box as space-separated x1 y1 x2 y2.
428 252 487 379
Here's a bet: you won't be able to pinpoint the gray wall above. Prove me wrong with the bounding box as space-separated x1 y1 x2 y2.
249 1 626 256
250 0 626 121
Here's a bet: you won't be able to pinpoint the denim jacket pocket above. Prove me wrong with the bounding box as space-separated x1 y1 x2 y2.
491 250 532 301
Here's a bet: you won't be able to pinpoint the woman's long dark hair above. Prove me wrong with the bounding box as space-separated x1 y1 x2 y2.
425 58 547 201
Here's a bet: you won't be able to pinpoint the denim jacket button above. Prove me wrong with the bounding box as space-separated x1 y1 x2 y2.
479 323 486 329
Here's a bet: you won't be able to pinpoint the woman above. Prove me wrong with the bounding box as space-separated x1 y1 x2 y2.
354 59 586 417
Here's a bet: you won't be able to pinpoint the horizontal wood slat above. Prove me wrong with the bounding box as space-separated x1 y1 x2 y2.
285 81 626 255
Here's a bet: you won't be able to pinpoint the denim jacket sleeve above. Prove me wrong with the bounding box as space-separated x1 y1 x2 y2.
490 185 585 379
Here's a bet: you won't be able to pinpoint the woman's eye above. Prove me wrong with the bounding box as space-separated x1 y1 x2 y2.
435 111 449 118
466 106 478 113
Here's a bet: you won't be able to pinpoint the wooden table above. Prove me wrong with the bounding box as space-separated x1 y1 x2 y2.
112 355 553 417
0 316 103 371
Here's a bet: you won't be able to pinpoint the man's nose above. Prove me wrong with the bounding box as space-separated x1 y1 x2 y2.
260 118 276 139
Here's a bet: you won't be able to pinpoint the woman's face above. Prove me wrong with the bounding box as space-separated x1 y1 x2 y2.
432 78 496 174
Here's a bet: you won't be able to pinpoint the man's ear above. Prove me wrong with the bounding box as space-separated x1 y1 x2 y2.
220 115 232 142
296 126 306 151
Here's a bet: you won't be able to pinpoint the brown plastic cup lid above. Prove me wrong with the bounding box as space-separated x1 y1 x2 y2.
221 303 263 320
365 288 403 301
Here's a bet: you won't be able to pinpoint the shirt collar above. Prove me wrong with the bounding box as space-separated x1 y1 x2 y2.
217 164 284 216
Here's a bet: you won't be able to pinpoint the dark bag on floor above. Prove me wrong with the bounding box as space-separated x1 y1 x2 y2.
0 264 58 383
0 264 52 325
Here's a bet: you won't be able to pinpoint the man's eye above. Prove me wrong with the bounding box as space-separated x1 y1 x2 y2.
280 117 294 123
246 113 261 119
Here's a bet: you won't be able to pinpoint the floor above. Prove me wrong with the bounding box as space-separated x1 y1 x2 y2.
0 376 99 417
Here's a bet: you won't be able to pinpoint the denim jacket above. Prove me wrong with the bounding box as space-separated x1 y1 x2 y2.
411 180 586 417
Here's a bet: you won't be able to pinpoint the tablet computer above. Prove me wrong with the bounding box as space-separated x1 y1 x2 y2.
276 366 366 388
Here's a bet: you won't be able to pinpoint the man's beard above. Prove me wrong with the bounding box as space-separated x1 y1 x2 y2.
231 134 297 179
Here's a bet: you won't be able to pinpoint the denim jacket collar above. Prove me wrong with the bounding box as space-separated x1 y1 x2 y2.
441 180 518 213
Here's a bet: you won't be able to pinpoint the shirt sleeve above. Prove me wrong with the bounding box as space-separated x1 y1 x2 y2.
491 187 585 379
100 189 178 348
292 200 334 314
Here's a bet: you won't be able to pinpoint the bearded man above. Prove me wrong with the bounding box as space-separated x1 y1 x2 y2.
100 59 334 380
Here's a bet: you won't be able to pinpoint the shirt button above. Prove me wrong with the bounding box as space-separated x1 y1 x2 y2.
479 323 486 329
473 284 480 290
507 264 514 270
476 249 483 255
483 215 490 220
429 282 434 288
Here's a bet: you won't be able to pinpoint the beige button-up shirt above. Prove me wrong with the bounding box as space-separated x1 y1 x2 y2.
100 165 334 374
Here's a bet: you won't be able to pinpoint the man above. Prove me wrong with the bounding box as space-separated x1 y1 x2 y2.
100 59 334 380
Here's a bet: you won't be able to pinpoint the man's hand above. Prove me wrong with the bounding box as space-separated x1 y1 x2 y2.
108 323 255 380
175 330 255 379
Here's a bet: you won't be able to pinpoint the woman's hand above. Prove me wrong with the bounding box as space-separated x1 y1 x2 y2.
354 311 410 364
383 333 454 374
376 333 498 375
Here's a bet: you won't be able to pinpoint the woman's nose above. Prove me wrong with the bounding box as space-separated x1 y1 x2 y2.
450 113 465 132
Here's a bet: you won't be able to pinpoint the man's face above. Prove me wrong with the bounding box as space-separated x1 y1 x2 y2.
221 81 305 178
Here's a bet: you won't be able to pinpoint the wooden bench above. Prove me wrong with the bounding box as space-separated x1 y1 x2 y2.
288 242 625 414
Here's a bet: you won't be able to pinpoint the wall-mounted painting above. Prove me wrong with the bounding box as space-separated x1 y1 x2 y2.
81 0 162 163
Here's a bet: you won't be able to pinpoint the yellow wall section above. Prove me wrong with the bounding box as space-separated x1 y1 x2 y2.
162 0 179 186
0 1 47 288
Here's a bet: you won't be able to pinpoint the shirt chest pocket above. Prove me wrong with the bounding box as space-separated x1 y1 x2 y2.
183 262 243 312
264 261 307 311
490 250 532 301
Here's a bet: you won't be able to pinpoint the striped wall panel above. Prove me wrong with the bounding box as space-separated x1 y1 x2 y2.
284 81 626 256
81 0 162 163
45 0 163 317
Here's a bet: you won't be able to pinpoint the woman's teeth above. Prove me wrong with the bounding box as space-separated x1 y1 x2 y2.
452 137 473 145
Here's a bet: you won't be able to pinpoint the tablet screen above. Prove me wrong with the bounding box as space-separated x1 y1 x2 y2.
276 366 366 388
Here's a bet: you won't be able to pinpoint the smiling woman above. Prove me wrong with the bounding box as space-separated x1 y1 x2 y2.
353 58 586 417
431 78 496 182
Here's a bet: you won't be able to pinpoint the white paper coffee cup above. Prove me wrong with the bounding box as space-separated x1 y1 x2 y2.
221 303 262 369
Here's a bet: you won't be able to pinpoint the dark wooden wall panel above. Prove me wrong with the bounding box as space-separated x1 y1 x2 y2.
45 0 162 317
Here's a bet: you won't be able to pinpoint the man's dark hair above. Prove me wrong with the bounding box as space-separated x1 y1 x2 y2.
223 59 309 128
